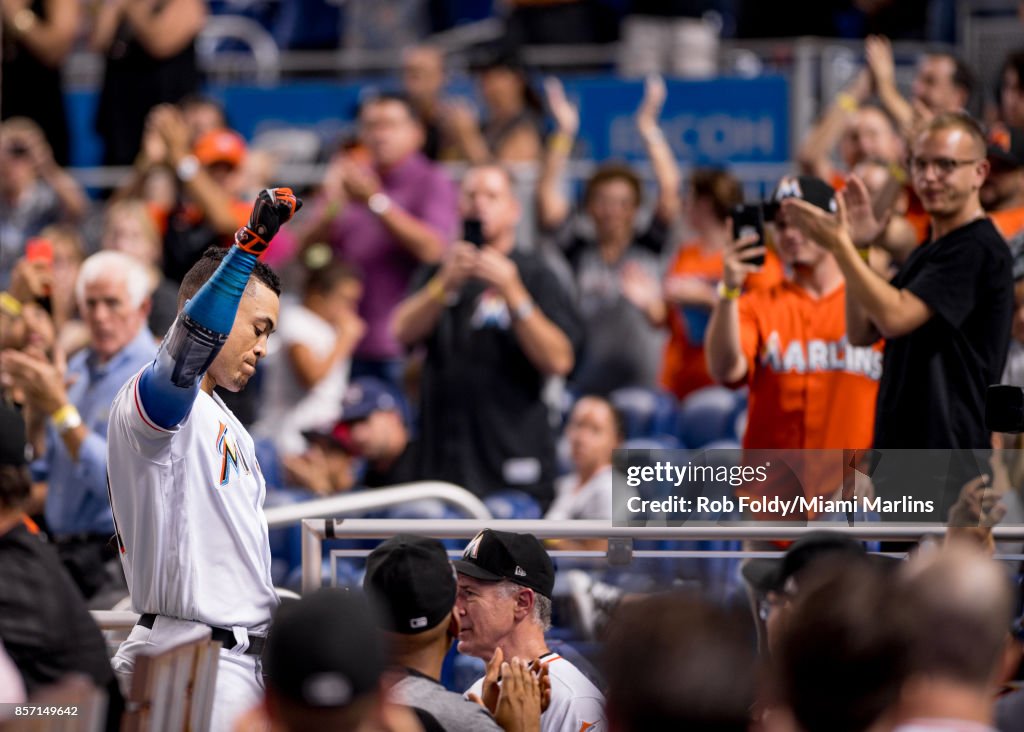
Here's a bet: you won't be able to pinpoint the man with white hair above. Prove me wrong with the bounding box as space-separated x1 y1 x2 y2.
0 250 155 604
455 529 606 732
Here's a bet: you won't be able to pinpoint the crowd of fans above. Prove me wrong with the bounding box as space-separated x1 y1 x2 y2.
8 6 1024 729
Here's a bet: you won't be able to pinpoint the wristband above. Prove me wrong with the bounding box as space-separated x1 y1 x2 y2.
512 299 536 321
427 277 448 305
836 93 858 113
717 282 741 301
549 132 574 156
887 161 908 185
0 292 22 318
857 248 871 263
51 404 82 434
12 8 37 35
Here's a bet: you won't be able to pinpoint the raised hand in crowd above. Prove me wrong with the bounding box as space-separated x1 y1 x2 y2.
436 242 480 295
635 73 667 139
1 118 87 221
338 156 384 204
620 260 667 326
545 77 579 138
635 73 681 223
474 246 527 302
796 67 872 180
721 232 767 291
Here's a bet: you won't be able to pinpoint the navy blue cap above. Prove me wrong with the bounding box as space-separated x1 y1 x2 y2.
340 377 405 423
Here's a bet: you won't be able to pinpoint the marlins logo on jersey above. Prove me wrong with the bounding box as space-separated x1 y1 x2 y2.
215 421 250 486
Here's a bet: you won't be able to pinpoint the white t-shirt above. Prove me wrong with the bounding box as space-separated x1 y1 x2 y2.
253 299 348 455
546 466 614 520
467 651 606 732
107 369 279 632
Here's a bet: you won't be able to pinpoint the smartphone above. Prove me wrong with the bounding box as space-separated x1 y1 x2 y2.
731 205 766 267
25 238 54 266
462 218 485 248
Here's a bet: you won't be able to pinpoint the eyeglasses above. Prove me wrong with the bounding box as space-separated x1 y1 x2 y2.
908 156 980 176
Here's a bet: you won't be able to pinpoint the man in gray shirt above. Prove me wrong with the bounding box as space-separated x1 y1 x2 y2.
364 534 542 732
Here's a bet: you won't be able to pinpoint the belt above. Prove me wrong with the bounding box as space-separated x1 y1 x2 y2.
137 613 266 657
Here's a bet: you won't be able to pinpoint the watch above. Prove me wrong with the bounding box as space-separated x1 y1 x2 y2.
51 404 82 435
368 192 392 216
512 299 535 321
176 154 200 182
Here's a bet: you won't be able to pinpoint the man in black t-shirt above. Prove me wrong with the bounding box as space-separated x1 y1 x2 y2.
392 165 584 513
784 112 1014 517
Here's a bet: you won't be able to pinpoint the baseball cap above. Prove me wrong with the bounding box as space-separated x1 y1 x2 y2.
987 123 1024 169
768 175 838 216
263 588 387 708
340 377 404 423
193 129 247 168
742 531 870 595
453 529 555 599
364 534 457 634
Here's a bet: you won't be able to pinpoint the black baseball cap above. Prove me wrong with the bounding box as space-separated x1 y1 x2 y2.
364 534 457 634
742 531 870 595
453 529 555 599
987 123 1024 170
263 588 387 708
769 175 838 216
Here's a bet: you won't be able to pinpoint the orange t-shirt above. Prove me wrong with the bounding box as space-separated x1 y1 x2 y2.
736 281 883 506
989 207 1024 241
659 240 783 400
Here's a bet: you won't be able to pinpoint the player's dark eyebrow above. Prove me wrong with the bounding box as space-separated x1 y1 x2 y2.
256 315 276 333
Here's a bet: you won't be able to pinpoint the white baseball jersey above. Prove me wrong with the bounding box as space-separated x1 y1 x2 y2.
467 651 606 732
107 368 278 632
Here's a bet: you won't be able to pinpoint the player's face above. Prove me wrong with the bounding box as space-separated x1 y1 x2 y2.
567 397 619 477
910 128 988 218
455 575 518 659
80 275 149 363
209 281 278 393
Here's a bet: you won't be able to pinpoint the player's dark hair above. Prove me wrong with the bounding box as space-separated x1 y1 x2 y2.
584 163 644 209
603 592 757 732
690 168 744 222
304 261 361 297
177 247 282 310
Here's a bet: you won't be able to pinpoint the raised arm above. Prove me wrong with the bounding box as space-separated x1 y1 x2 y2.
705 234 763 384
2 0 79 68
864 35 915 138
636 75 681 224
796 69 872 180
535 77 578 232
137 188 301 428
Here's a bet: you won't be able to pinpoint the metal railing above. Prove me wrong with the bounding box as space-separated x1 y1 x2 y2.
299 518 1024 592
263 481 492 529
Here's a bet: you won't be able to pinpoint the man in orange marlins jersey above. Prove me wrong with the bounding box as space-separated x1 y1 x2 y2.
706 176 883 510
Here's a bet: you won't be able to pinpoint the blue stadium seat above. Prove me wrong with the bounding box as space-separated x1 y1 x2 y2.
676 386 744 448
609 386 679 440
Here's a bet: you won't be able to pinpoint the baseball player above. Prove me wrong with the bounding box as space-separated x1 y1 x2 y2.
455 529 606 732
106 188 300 731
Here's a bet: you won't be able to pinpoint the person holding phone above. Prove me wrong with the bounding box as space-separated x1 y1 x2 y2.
392 165 583 514
705 175 884 514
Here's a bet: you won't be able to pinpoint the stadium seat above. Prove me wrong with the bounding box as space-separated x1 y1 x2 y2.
676 386 744 448
609 386 679 440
